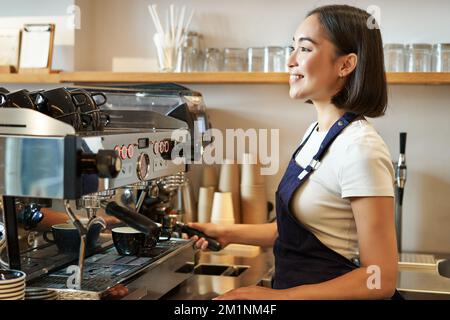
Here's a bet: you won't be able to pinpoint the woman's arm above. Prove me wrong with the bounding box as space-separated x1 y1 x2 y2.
216 196 398 300
188 221 278 249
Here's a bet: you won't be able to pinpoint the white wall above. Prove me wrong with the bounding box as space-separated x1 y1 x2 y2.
2 0 450 254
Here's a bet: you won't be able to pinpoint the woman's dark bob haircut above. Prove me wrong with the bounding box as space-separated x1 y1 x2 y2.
307 5 387 118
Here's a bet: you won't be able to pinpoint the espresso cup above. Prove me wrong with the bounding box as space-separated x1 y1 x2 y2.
36 88 82 130
43 222 103 255
112 227 146 256
0 93 7 107
68 88 107 131
112 226 160 256
3 89 37 110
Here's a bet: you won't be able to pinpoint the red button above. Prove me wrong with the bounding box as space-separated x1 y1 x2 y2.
127 144 134 158
120 145 128 160
114 145 120 156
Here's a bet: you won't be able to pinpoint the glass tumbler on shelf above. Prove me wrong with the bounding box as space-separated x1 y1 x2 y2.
175 31 204 72
203 48 223 72
264 46 285 72
247 47 265 72
176 47 200 72
406 43 432 72
432 43 450 72
384 43 405 72
223 48 247 71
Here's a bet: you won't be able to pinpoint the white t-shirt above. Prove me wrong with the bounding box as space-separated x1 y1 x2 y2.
291 118 395 261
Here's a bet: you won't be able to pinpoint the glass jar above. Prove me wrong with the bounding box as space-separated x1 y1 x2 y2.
432 43 450 72
175 46 200 72
203 48 223 72
247 47 265 72
264 46 285 72
184 31 203 52
384 43 405 72
406 43 432 72
223 48 246 71
175 31 203 72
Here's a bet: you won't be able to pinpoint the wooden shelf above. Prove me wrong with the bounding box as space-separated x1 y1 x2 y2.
387 72 450 85
60 72 288 84
0 72 61 84
1 72 450 85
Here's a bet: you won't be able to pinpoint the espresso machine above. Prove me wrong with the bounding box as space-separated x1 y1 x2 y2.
0 84 214 299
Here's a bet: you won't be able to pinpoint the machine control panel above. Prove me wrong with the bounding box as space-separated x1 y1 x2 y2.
84 131 186 189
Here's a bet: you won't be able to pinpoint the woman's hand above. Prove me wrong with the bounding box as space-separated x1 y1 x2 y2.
213 286 286 300
187 222 230 250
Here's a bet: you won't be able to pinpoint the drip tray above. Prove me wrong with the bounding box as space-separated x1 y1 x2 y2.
176 263 249 277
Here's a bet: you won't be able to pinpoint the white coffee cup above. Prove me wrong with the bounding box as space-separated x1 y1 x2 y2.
211 192 235 225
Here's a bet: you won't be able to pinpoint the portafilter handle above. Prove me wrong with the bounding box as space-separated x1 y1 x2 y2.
175 222 222 252
102 201 161 236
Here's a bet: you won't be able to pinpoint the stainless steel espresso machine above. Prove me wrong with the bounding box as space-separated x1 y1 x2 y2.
0 84 212 299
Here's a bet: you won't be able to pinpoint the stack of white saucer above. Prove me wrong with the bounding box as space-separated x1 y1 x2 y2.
25 287 58 300
0 269 26 300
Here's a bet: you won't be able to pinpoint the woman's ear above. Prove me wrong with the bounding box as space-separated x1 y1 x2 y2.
338 53 358 78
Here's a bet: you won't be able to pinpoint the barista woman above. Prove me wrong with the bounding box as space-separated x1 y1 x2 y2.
189 5 401 300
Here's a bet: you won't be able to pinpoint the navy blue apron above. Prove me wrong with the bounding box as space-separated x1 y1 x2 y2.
272 112 403 300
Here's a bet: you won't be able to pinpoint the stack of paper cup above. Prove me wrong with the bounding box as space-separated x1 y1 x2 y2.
240 153 268 224
241 153 265 186
0 269 26 300
197 186 215 223
210 192 235 225
218 159 241 223
201 165 218 190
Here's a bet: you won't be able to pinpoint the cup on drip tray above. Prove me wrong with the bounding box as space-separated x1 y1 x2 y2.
112 226 160 256
43 220 105 255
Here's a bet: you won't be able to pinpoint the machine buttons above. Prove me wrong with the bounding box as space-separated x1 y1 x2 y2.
127 144 134 158
120 145 128 160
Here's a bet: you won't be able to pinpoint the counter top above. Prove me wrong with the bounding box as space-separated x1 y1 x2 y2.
161 244 274 300
160 248 450 300
397 254 450 298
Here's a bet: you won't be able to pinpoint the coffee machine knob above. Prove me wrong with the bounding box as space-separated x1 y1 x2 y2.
96 150 122 178
80 150 122 178
160 140 176 161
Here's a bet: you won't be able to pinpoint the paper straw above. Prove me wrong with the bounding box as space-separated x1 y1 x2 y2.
175 5 186 50
149 4 165 37
184 9 195 33
170 4 175 46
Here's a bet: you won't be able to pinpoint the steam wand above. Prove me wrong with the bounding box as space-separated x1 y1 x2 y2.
395 132 407 253
64 200 88 289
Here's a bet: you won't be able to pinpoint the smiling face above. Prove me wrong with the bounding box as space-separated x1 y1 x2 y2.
288 14 345 102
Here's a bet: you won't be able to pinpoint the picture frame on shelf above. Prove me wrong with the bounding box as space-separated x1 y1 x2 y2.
0 28 22 73
18 23 55 74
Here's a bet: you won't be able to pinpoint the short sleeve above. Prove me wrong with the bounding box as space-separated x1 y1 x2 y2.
338 142 395 198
